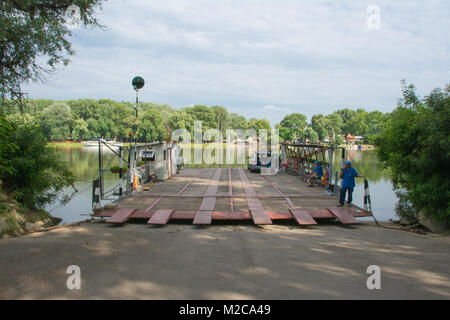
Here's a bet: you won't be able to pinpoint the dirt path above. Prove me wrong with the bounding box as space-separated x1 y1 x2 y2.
1 221 449 299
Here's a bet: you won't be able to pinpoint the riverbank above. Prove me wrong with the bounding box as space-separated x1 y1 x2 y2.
1 220 449 299
0 192 61 238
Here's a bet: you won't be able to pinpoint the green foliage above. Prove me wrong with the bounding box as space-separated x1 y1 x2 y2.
72 119 89 141
183 105 217 133
228 113 247 130
139 109 166 142
40 102 72 140
334 135 345 146
0 115 74 208
0 0 104 100
168 111 194 136
0 114 18 174
311 114 330 142
278 113 307 141
3 99 278 143
246 118 271 132
376 82 450 223
305 127 319 143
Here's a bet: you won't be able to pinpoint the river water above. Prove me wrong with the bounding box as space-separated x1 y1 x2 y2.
46 146 398 224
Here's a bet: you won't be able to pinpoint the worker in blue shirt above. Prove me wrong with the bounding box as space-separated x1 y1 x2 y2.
338 161 364 207
308 161 323 187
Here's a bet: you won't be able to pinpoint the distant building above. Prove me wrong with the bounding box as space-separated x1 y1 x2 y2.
344 133 355 144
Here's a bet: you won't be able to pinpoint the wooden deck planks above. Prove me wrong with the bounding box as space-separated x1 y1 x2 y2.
107 208 137 224
198 168 222 212
147 209 174 225
328 208 361 224
289 209 317 225
178 179 194 195
238 169 272 225
145 196 163 212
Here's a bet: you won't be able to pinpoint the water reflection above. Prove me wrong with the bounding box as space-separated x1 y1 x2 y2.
45 147 126 224
331 150 397 222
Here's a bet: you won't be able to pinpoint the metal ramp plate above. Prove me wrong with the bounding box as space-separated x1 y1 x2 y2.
250 210 273 225
238 169 273 225
289 209 317 225
147 209 174 225
107 208 136 224
193 211 212 225
328 208 361 224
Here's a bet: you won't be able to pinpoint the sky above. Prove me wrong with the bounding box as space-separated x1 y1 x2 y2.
24 0 449 125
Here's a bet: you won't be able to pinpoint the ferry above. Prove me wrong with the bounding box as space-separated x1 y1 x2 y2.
83 139 123 148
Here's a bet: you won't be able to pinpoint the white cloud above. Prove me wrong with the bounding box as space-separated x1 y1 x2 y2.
24 0 450 125
263 105 291 111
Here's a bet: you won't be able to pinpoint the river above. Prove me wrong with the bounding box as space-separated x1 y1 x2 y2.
46 146 398 224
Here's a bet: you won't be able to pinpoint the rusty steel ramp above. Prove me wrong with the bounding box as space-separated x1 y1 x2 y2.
328 208 361 224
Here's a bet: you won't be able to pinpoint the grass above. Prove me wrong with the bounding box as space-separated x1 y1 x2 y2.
47 142 84 148
180 143 250 168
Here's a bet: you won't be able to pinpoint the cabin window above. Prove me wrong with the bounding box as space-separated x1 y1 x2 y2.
163 150 167 161
140 150 155 161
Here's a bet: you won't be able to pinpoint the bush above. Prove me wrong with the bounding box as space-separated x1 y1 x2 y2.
0 114 75 208
376 82 450 224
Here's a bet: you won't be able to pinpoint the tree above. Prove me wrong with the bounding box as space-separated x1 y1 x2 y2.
183 105 217 132
40 102 72 140
139 109 166 142
67 99 98 120
334 108 356 131
229 113 247 130
305 127 319 143
279 113 307 140
72 119 89 141
211 106 230 135
364 110 387 144
324 113 343 141
311 114 330 142
277 125 294 141
246 118 271 132
0 113 17 175
95 102 116 139
0 116 74 208
376 82 450 224
168 111 194 136
0 1 104 101
86 118 100 138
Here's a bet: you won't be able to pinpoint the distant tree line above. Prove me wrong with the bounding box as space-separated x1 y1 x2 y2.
276 109 389 145
0 99 389 145
0 99 272 142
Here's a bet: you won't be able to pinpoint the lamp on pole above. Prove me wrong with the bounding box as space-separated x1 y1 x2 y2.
132 76 145 144
131 76 145 188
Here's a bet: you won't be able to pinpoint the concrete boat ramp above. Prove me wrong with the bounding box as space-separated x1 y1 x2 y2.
94 168 372 226
2 168 449 299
